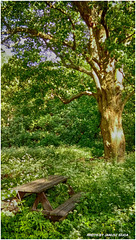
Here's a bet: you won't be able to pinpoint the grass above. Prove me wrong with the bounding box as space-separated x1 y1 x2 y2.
1 145 135 239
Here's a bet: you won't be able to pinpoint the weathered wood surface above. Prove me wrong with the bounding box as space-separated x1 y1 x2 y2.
49 192 82 221
13 175 68 193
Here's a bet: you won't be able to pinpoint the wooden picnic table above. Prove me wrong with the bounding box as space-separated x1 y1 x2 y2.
10 175 82 221
13 175 68 212
13 175 81 221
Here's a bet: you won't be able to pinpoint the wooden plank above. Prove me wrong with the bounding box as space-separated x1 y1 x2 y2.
19 175 67 192
57 202 75 217
13 175 57 192
50 192 82 215
13 175 68 193
50 192 82 218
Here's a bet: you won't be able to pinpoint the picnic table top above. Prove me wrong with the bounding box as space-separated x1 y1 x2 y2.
13 175 68 193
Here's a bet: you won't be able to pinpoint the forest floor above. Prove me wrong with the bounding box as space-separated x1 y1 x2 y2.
1 146 135 239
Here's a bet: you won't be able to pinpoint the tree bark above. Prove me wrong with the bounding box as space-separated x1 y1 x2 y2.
97 86 125 162
100 105 125 162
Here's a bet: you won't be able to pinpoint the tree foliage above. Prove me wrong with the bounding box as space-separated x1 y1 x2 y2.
2 56 101 150
2 1 134 94
1 1 135 159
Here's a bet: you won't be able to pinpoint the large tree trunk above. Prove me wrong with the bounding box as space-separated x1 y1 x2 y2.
97 71 125 162
100 103 125 162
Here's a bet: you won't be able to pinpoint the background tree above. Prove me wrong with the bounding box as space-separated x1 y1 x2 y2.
1 1 135 161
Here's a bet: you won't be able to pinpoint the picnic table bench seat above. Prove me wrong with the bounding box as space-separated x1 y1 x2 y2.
48 192 82 221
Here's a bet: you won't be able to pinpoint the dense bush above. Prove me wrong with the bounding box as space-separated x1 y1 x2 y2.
122 96 135 152
2 96 102 150
1 147 135 239
2 92 135 152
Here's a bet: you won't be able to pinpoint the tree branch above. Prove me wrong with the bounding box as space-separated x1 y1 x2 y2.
47 1 76 50
85 55 100 74
122 90 135 109
119 32 135 44
60 56 94 78
54 90 97 104
101 5 109 39
1 27 51 43
60 54 101 91
72 1 92 29
1 17 12 32
92 57 100 67
1 26 73 49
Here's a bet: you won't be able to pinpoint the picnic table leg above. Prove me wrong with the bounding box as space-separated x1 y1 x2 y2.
17 191 26 201
32 192 53 211
40 192 53 211
63 180 75 196
67 184 75 196
32 193 40 210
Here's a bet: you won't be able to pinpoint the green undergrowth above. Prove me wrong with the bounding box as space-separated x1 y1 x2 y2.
1 146 135 239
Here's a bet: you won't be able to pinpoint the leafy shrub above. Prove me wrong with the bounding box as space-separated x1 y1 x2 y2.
122 97 135 152
2 96 102 149
2 91 135 152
